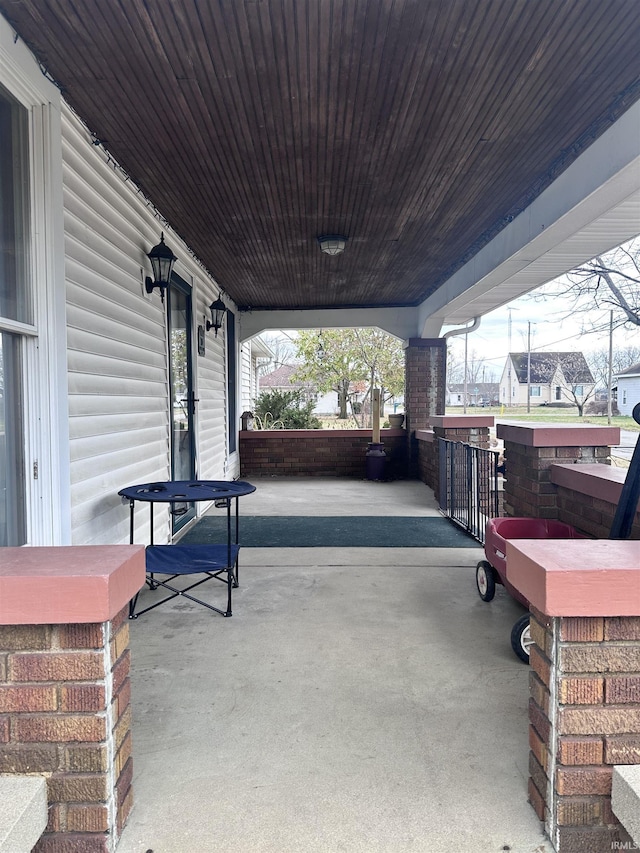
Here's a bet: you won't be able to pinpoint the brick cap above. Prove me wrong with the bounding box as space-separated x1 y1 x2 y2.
430 415 494 428
241 428 383 440
506 540 640 616
0 546 145 625
406 338 446 348
415 429 435 442
496 421 620 447
551 463 627 504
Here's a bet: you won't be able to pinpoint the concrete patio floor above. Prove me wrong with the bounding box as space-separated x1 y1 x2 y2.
117 478 552 853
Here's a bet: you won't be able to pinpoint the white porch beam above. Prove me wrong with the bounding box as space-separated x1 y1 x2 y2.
239 306 417 343
419 100 640 336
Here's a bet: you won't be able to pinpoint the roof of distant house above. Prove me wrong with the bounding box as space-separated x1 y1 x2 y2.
259 364 309 389
615 361 640 378
447 382 499 394
508 352 594 384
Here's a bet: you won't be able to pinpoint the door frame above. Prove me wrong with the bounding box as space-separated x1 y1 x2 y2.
167 272 197 532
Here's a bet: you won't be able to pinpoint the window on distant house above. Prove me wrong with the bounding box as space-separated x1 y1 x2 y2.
623 390 627 404
574 385 583 396
530 386 541 397
555 386 561 400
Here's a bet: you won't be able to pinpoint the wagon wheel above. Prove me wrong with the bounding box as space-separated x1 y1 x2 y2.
476 560 496 602
511 614 533 663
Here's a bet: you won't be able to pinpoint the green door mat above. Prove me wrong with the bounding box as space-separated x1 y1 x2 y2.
180 516 479 548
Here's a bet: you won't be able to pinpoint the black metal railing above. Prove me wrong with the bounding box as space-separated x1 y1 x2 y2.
438 438 501 543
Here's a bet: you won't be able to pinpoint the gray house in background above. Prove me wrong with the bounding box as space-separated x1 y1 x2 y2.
615 362 640 416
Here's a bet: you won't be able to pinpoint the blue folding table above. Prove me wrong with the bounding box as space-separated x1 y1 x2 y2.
118 480 256 618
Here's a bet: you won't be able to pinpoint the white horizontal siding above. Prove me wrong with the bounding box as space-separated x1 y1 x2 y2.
240 345 253 413
62 105 233 544
196 306 228 480
618 376 640 416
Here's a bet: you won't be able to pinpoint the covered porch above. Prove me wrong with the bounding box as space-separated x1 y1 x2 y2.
116 477 550 853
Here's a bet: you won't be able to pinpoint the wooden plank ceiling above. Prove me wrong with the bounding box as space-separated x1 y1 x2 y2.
2 0 639 312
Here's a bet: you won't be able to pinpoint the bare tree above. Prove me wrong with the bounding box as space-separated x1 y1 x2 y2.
587 345 640 390
550 353 597 417
466 351 495 385
446 346 464 384
257 332 297 377
534 236 640 333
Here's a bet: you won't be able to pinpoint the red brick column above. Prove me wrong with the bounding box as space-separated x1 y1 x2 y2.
426 415 494 498
529 612 639 852
508 539 640 853
496 424 620 519
415 430 436 489
404 338 446 433
0 546 144 853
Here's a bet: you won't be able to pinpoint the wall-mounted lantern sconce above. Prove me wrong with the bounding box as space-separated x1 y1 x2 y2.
206 294 227 336
317 234 347 256
145 233 178 302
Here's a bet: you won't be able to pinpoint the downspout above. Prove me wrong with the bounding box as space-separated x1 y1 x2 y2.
443 318 482 411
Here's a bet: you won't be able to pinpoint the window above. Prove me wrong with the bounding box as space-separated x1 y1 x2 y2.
530 386 541 397
555 386 561 400
0 82 30 546
623 390 627 404
574 385 584 396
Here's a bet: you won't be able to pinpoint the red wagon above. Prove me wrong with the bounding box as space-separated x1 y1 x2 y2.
476 517 588 662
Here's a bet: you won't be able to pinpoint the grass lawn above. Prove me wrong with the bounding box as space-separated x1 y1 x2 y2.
445 406 640 431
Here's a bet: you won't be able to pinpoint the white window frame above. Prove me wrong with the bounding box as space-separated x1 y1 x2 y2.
1 23 70 544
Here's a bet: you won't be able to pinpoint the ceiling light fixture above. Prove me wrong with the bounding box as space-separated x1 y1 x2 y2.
317 235 347 256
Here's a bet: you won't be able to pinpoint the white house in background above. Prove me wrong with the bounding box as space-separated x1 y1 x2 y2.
499 352 595 407
240 336 273 415
0 17 245 549
257 364 338 414
446 383 499 407
614 362 640 416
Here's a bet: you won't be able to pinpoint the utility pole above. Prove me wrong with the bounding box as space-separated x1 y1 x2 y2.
507 307 518 407
463 332 468 414
527 321 532 414
607 310 614 425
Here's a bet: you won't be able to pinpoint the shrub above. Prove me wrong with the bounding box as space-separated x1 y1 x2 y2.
254 389 322 430
585 400 620 416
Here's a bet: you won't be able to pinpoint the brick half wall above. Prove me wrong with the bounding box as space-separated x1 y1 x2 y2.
240 429 409 478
